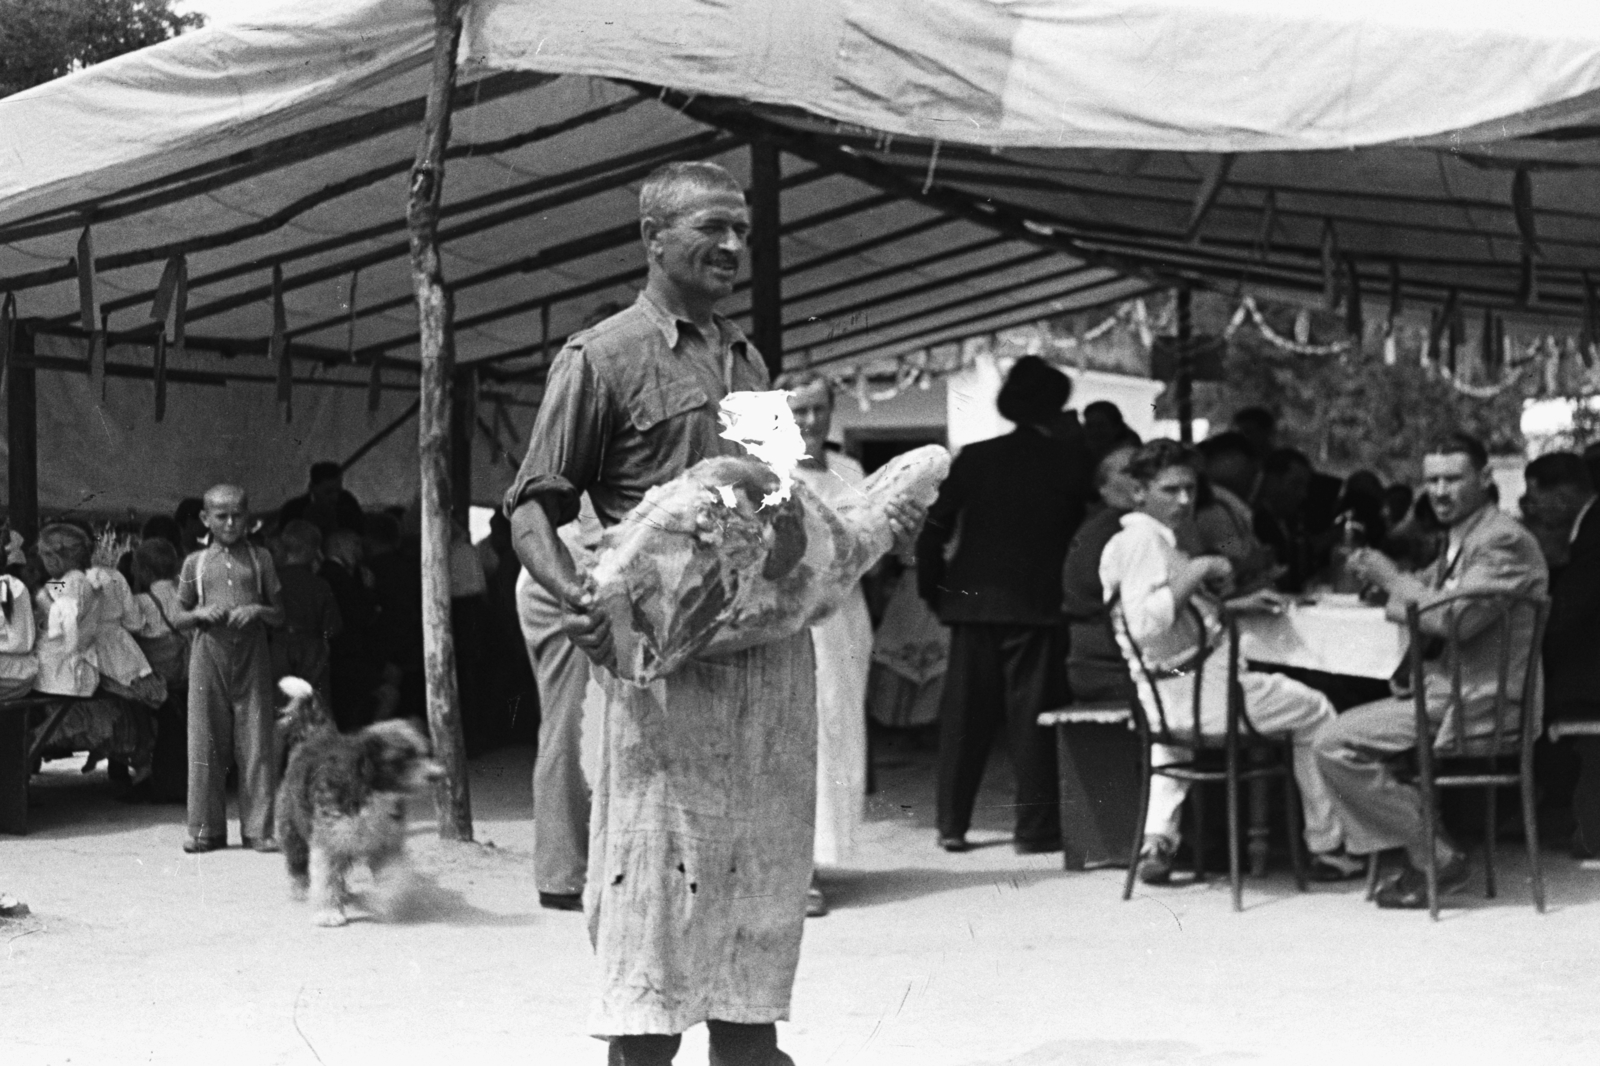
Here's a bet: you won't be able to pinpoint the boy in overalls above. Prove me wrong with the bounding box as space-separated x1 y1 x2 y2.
174 485 284 853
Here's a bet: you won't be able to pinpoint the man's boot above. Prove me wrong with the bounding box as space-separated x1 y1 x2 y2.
608 1034 682 1066
707 1021 794 1066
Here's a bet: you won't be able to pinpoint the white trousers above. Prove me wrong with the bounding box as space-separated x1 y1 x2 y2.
1142 655 1343 854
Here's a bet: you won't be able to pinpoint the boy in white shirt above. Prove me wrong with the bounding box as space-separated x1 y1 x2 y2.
1100 440 1358 884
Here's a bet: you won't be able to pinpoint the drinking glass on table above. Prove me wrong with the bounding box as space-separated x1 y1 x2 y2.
1327 510 1369 594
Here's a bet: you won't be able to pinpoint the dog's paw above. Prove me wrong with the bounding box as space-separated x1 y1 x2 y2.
312 908 348 928
288 877 309 902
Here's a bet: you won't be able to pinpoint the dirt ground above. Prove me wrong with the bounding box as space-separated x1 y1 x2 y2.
4 737 1599 1066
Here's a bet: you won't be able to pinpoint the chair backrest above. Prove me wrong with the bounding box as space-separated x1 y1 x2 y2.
1406 590 1549 762
1110 599 1211 745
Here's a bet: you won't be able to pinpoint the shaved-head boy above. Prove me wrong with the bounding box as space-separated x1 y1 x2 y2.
173 483 284 853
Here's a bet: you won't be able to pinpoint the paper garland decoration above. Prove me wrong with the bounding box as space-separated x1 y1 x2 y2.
270 264 290 420
88 311 107 399
153 333 167 422
1343 257 1362 341
76 224 97 332
1512 169 1539 259
1482 305 1502 379
0 291 14 396
1320 219 1338 311
1254 189 1277 259
368 353 383 415
346 268 361 363
1582 271 1598 368
149 255 188 421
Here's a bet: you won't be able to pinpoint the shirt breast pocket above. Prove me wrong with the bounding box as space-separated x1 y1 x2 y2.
628 378 710 432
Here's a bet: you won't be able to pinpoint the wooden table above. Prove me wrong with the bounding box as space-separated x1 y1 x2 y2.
0 696 79 834
1237 597 1408 680
1233 598 1406 870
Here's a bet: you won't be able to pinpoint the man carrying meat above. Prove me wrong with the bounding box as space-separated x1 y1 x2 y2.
508 160 918 1065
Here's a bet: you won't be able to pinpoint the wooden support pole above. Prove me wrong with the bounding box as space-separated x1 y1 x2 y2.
407 0 472 842
6 320 39 541
451 365 475 525
1175 286 1194 445
748 140 784 380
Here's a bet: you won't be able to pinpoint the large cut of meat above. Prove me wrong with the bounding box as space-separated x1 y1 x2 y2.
589 444 950 684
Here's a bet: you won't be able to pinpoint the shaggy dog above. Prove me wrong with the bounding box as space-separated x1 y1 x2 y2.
274 678 442 926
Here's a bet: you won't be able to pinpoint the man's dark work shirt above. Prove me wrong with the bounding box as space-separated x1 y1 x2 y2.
504 292 770 528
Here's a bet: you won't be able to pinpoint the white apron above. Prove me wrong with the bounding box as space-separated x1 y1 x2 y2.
586 632 816 1035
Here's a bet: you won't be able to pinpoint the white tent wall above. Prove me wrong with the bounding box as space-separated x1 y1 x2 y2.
0 333 536 520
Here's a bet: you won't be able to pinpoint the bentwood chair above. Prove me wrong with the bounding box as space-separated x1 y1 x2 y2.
1365 590 1549 919
1111 602 1306 911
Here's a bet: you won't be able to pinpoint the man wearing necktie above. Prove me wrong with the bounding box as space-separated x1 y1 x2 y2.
1314 433 1547 909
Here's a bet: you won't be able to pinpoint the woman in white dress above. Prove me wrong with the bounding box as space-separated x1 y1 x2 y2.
786 377 873 917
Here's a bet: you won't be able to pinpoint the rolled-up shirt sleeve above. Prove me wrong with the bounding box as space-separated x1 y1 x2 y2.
503 345 609 527
1100 525 1177 644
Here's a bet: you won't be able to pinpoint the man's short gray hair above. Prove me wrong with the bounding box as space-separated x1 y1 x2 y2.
639 161 745 225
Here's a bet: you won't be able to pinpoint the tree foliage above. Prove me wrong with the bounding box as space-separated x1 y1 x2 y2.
1180 295 1524 484
0 0 202 98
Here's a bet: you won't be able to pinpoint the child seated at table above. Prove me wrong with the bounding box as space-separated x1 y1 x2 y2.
31 524 159 782
129 538 191 800
34 524 103 699
0 571 37 700
129 540 189 688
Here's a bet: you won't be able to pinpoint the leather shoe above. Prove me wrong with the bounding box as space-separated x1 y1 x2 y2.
182 836 226 854
1308 848 1367 883
805 885 829 918
243 836 281 853
1374 854 1470 909
938 835 969 853
539 891 583 912
1136 836 1176 886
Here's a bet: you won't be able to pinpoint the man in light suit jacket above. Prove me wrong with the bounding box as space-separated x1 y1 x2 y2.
1314 433 1548 909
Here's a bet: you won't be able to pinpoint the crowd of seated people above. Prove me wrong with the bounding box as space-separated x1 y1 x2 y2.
1057 402 1596 907
0 461 537 810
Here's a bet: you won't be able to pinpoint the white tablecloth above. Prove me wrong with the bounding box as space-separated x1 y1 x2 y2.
1238 602 1408 681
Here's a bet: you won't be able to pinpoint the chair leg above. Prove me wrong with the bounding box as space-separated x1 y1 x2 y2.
1420 779 1441 921
1282 757 1306 892
1227 761 1243 912
1190 779 1207 884
1057 726 1071 873
1364 853 1380 901
1123 757 1154 902
1521 769 1546 914
1483 786 1498 900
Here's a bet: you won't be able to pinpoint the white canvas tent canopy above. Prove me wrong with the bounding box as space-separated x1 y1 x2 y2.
5 0 1600 522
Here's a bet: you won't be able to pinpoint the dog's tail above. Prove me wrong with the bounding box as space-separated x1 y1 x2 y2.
277 676 335 754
